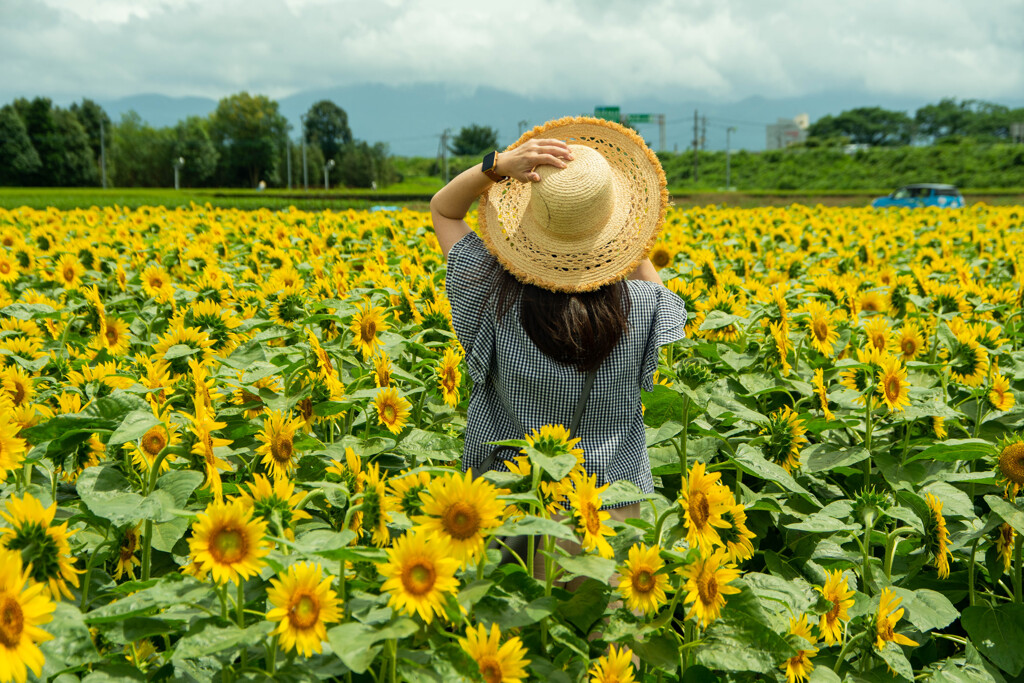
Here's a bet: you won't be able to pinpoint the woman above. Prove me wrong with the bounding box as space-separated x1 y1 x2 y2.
429 116 687 587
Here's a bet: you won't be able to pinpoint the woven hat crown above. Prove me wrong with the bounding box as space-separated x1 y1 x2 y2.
528 145 615 242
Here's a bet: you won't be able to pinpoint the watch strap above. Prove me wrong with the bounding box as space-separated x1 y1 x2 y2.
482 151 506 182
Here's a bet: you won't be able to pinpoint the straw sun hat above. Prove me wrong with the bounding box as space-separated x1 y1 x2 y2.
478 116 668 293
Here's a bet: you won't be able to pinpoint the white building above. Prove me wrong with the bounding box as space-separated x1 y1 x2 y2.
766 114 809 150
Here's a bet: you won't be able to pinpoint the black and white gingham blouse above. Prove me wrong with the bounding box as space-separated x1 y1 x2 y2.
445 232 688 509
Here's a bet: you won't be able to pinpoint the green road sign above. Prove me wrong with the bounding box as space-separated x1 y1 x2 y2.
594 106 620 122
628 114 654 124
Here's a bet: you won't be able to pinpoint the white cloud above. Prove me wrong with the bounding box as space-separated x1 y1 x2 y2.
2 0 1021 104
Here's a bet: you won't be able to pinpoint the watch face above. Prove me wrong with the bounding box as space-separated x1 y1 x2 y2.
482 151 497 172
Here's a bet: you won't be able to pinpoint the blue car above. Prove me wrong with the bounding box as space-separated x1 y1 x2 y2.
871 183 965 209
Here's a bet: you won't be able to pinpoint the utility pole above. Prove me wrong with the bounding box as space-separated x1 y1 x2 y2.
692 109 699 183
658 114 666 152
701 116 707 150
323 159 335 190
441 129 452 184
301 114 309 191
725 126 736 190
99 119 107 189
286 137 292 189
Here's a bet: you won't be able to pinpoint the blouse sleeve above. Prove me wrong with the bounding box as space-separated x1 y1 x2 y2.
639 283 689 391
444 232 499 357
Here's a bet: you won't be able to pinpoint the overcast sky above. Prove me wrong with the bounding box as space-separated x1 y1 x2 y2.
2 0 1022 106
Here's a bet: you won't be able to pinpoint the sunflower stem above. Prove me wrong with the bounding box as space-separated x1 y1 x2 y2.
266 635 278 675
833 631 865 674
862 393 874 488
339 560 348 622
21 461 32 491
679 395 691 477
219 584 229 621
141 519 154 581
1014 533 1023 605
236 578 246 628
968 537 980 607
860 516 876 595
80 531 112 611
652 506 677 548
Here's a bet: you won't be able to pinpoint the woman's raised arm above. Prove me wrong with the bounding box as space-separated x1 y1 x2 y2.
429 139 573 258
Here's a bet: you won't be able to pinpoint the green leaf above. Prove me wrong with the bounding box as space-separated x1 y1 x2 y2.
906 439 997 464
961 603 1024 677
81 665 147 682
107 410 160 446
743 572 818 617
163 343 201 360
785 513 860 534
700 310 744 331
808 667 842 683
985 496 1024 536
643 384 688 426
395 428 463 462
803 444 870 473
157 469 204 508
76 466 163 527
557 553 617 583
921 481 976 519
0 303 56 319
289 529 379 562
731 444 820 507
150 516 191 553
889 587 959 631
528 449 577 481
646 421 684 446
24 390 149 442
173 620 273 659
876 641 915 681
696 606 797 673
633 632 683 672
40 602 102 679
556 579 609 632
327 619 418 674
491 515 577 543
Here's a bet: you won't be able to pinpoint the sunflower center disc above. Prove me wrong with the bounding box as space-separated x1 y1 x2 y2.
211 528 246 563
886 377 901 400
697 571 718 607
272 437 293 463
143 430 166 456
404 562 435 595
635 570 654 592
382 405 397 422
690 492 710 528
443 503 480 540
361 320 376 342
0 597 24 647
479 659 503 683
812 320 829 342
1000 443 1024 484
583 503 602 535
289 593 320 629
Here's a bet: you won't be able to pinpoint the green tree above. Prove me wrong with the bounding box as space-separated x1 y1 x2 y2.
171 116 218 186
0 105 41 185
808 107 912 146
915 98 976 141
449 124 498 156
110 111 173 187
53 108 100 186
304 100 352 162
337 141 395 188
209 92 289 188
69 98 111 168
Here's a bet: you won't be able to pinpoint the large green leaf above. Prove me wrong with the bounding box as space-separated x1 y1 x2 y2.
803 444 870 473
961 603 1024 677
490 515 577 543
157 469 204 508
695 606 797 673
876 641 915 681
906 439 997 464
985 496 1024 536
327 619 418 673
85 578 210 624
76 466 165 527
731 444 820 507
889 587 959 631
40 602 102 679
556 579 609 632
25 390 150 442
528 449 578 481
557 553 617 583
107 410 160 446
173 620 273 659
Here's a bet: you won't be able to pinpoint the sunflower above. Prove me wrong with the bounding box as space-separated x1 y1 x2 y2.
812 369 835 422
588 644 636 683
255 410 305 481
152 324 214 379
839 345 884 404
996 436 1024 498
386 469 433 517
59 433 106 483
679 462 733 552
458 622 531 683
234 474 312 541
932 416 948 440
524 423 585 462
372 350 393 388
373 387 411 435
179 300 243 356
817 569 855 646
945 337 989 387
0 548 55 683
113 526 141 581
760 406 808 473
0 252 18 284
803 301 838 356
850 289 887 316
995 523 1014 574
357 463 393 547
565 471 616 559
377 529 460 623
436 346 463 408
617 543 670 616
781 614 818 683
0 366 33 409
53 253 85 290
305 328 334 380
923 493 951 579
876 354 910 413
718 503 757 563
231 371 279 419
679 549 741 627
861 316 894 354
413 470 504 568
266 562 342 657
93 316 132 356
696 288 746 342
768 320 792 376
874 588 918 650
989 373 1015 412
0 494 81 601
896 323 926 361
140 265 174 302
350 301 388 359
0 399 27 481
188 399 233 500
188 498 271 585
648 243 673 270
125 404 179 475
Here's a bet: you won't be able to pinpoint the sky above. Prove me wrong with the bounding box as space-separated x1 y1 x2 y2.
2 0 1023 106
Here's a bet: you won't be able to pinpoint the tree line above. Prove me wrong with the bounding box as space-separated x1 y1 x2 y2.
0 93 398 189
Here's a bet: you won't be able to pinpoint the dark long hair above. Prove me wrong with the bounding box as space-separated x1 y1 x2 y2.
494 269 630 372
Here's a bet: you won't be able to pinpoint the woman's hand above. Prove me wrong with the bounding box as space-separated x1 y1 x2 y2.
495 139 574 183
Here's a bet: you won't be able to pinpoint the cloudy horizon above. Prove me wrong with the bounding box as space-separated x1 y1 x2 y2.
2 0 1022 107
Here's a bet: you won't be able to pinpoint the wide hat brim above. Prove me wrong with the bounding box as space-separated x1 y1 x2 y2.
478 116 668 293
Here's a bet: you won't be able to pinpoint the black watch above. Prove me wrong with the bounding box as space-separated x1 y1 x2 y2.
481 151 507 182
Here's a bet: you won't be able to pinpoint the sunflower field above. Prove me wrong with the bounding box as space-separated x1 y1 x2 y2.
0 202 1023 683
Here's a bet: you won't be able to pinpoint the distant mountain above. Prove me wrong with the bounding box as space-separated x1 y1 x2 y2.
90 85 1024 157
